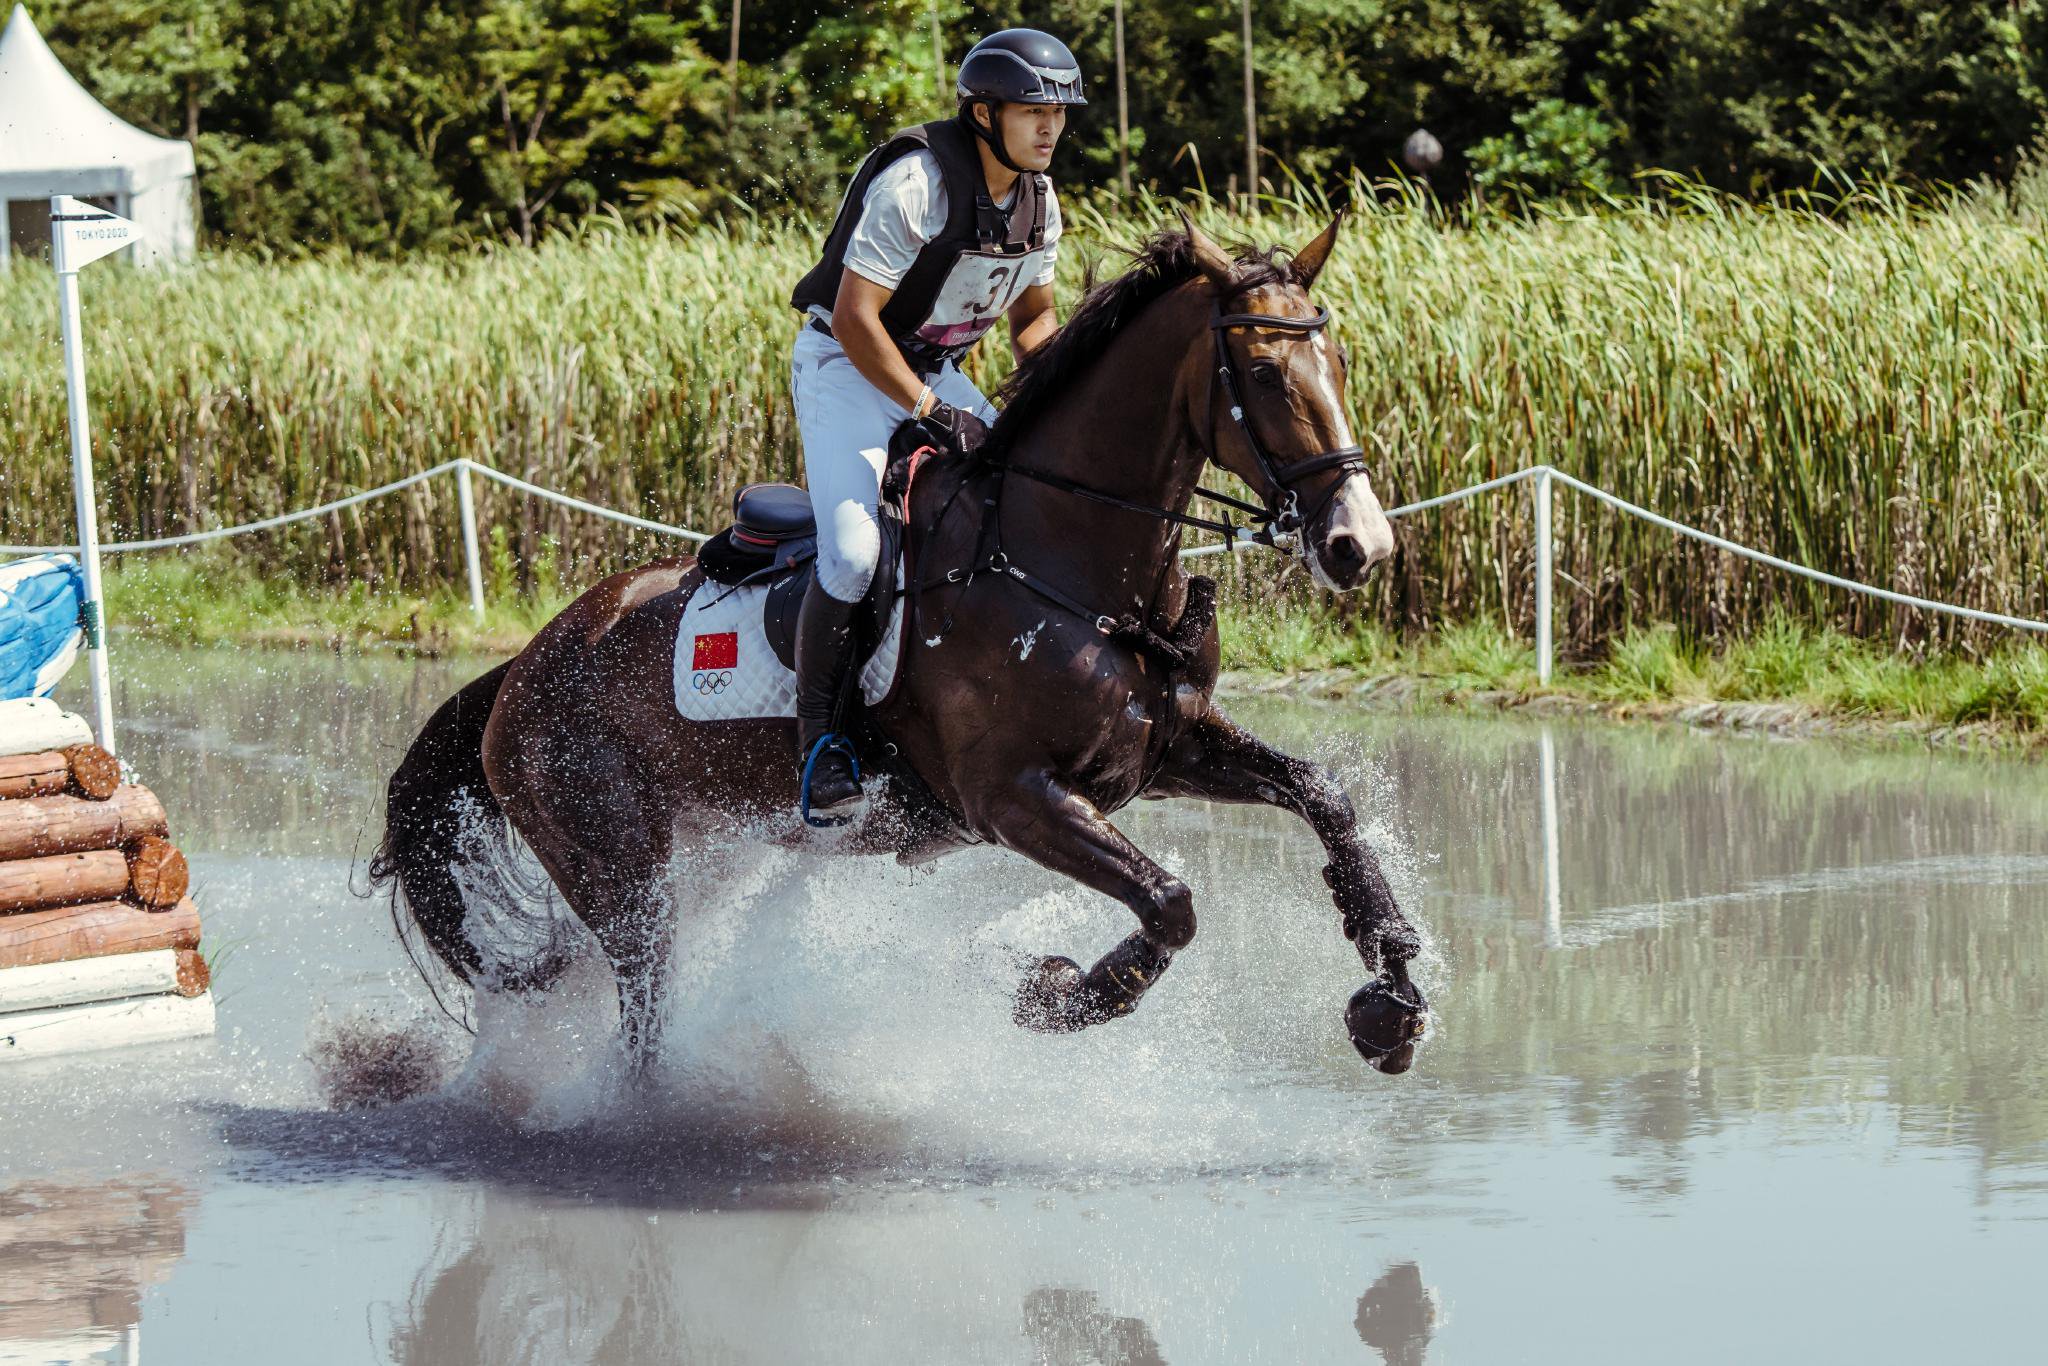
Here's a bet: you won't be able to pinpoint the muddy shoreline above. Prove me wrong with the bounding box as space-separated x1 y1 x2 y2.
1219 668 2046 757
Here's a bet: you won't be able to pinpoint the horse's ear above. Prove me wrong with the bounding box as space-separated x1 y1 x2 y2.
1290 210 1344 289
1178 209 1239 293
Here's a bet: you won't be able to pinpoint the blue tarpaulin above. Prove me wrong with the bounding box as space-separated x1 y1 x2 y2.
0 555 86 701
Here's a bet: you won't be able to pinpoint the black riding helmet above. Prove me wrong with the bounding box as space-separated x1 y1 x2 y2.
956 28 1086 173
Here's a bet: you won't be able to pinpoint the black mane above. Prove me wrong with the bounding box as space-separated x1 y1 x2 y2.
980 228 1298 464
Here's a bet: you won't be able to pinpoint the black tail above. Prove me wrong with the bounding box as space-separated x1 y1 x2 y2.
369 660 515 992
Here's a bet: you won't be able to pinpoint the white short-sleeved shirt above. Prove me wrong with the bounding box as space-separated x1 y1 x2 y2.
811 150 1060 355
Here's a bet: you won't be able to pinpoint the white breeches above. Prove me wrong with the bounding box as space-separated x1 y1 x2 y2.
789 324 997 603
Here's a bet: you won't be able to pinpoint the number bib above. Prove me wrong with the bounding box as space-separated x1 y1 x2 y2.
911 247 1050 355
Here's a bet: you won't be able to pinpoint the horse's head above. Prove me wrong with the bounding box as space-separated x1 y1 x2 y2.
1182 212 1395 591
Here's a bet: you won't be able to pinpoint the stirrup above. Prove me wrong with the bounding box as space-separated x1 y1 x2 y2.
799 734 863 828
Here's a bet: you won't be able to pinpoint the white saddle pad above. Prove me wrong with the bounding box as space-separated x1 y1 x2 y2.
672 569 906 723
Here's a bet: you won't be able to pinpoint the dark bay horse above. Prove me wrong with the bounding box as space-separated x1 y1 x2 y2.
372 214 1432 1078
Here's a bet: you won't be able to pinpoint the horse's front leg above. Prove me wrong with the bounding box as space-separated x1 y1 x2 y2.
974 773 1190 1033
1148 709 1430 1073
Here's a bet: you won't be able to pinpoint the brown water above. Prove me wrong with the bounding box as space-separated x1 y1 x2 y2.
4 640 2045 1364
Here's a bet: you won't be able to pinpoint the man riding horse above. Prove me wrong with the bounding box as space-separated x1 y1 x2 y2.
786 27 1083 819
373 29 1434 1081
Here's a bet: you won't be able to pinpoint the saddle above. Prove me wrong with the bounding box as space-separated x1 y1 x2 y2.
696 483 818 585
695 481 902 672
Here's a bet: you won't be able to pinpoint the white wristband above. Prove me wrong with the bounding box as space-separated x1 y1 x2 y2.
912 384 933 418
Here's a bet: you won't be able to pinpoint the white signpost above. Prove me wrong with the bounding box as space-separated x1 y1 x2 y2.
49 193 138 754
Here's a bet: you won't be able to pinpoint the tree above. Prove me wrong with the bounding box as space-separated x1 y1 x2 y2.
1469 97 1623 199
41 0 242 142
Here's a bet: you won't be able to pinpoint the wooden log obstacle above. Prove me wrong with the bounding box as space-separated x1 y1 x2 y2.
0 745 121 801
0 698 215 1062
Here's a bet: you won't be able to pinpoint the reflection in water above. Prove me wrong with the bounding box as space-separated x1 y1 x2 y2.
1354 1263 1437 1366
378 1190 1191 1366
1211 697 2048 1189
1538 727 1562 947
1022 1287 1164 1366
0 1178 189 1366
387 1187 1375 1366
384 1223 675 1365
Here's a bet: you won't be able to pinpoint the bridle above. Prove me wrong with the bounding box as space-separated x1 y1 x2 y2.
917 283 1368 666
1206 301 1368 538
1005 296 1367 548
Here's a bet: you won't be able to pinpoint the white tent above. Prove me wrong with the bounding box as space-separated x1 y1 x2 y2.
0 3 196 267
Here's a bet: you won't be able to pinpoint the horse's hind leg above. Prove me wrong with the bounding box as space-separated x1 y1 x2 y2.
573 866 676 1076
492 729 679 1079
973 773 1191 1033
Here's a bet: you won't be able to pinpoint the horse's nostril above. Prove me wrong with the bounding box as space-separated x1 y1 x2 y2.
1327 533 1367 574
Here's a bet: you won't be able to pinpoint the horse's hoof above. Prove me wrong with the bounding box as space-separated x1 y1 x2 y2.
1014 956 1086 1032
1345 975 1428 1071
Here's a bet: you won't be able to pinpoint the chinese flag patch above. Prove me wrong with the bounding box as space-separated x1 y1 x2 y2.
692 631 738 670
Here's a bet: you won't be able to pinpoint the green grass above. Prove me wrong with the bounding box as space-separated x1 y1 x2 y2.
197 930 244 995
103 551 573 655
6 173 2046 651
1219 591 2047 736
1563 612 2046 731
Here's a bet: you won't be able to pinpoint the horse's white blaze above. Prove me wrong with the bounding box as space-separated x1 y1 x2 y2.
1297 336 1353 445
1301 343 1388 588
1340 474 1395 557
1335 410 1357 444
1305 476 1394 590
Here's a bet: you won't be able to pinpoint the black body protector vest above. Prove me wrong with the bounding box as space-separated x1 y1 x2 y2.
791 118 1048 375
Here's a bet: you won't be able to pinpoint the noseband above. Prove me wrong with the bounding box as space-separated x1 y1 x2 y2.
1005 299 1366 548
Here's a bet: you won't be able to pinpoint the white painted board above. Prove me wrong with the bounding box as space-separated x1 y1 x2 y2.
0 949 183 1014
0 696 94 757
0 1328 136 1366
0 990 214 1061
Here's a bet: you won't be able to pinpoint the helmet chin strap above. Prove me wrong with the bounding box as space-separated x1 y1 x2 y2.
963 103 1025 173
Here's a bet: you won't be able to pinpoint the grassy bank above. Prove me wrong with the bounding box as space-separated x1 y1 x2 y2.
100 559 2048 747
103 551 572 656
7 178 2048 650
1224 605 2048 745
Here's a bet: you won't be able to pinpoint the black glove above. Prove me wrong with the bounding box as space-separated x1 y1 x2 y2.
920 401 992 459
885 403 994 503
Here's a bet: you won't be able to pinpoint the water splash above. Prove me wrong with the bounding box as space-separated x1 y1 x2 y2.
404 743 1435 1183
309 1010 457 1110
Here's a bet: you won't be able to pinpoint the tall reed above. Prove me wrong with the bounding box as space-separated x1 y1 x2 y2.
4 180 2044 649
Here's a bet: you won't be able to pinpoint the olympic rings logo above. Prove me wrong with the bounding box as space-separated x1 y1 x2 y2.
691 670 733 695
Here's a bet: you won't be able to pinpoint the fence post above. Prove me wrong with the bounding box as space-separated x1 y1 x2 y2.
1533 465 1553 684
455 461 485 621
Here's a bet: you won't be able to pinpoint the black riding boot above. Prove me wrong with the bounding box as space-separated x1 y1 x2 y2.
794 578 864 817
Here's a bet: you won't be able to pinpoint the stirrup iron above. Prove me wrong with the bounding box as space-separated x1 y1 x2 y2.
800 734 862 828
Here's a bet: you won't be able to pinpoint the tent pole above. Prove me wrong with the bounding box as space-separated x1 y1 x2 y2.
53 212 117 753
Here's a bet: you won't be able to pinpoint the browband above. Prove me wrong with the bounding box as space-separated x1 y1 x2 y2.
1211 305 1332 332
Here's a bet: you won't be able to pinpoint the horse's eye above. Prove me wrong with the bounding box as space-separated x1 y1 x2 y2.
1249 361 1284 387
1337 343 1352 370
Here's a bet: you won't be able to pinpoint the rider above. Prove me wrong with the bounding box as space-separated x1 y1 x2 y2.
786 27 1085 818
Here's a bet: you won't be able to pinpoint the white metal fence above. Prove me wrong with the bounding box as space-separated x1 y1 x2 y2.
7 457 2045 678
